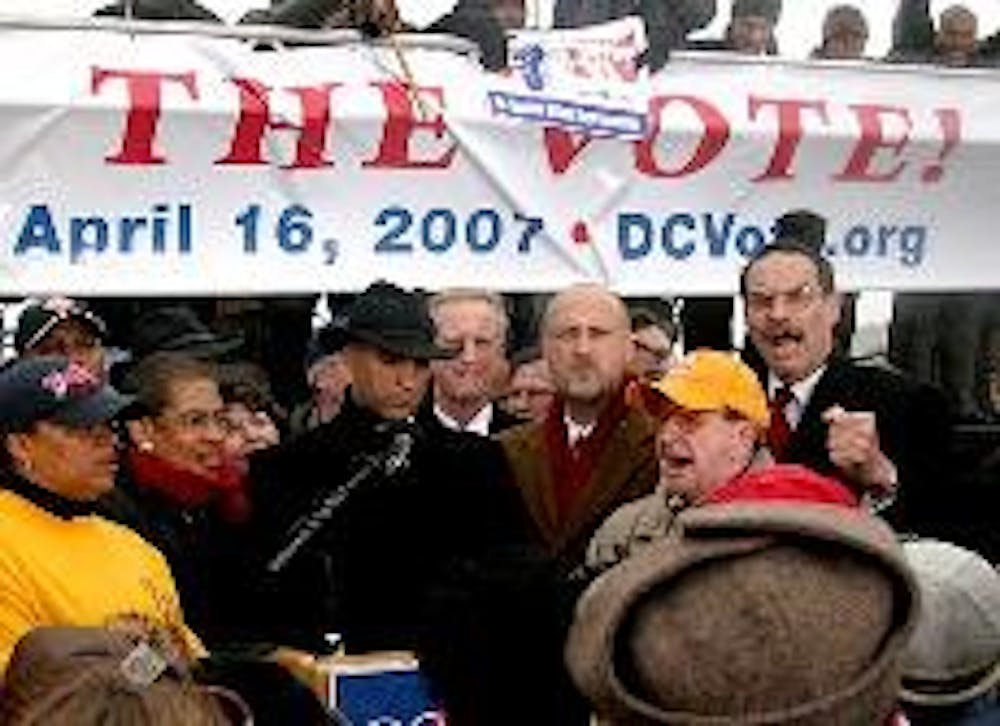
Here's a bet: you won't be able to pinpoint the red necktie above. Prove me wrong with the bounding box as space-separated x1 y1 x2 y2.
768 386 794 462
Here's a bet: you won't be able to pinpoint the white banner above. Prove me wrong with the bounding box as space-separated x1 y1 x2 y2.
0 24 996 294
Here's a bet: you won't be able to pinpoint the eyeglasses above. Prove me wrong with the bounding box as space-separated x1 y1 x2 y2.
158 410 231 432
745 283 825 315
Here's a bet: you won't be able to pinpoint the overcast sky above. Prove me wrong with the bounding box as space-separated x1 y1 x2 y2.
4 0 1000 58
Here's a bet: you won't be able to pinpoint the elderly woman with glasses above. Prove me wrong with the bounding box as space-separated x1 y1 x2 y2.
100 352 250 647
0 356 203 672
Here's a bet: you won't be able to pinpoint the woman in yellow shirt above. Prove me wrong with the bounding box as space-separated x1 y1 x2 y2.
0 356 202 672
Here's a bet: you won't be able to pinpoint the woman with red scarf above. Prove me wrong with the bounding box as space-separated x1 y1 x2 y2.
99 352 252 648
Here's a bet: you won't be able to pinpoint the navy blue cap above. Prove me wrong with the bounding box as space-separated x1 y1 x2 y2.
0 357 135 432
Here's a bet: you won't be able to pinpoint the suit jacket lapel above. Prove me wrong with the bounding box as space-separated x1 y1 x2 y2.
788 361 848 469
502 424 561 546
553 409 653 554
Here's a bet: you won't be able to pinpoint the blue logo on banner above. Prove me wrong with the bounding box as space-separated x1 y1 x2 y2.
513 43 547 91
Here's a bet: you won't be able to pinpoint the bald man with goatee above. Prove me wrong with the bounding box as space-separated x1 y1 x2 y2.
499 284 657 567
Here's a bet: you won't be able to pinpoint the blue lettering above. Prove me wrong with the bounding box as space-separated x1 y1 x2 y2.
735 226 766 257
704 213 736 257
662 214 696 259
70 217 109 263
876 225 898 257
618 213 652 260
844 226 871 257
15 205 61 255
899 226 926 267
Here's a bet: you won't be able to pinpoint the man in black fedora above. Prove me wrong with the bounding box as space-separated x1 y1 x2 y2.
243 281 527 654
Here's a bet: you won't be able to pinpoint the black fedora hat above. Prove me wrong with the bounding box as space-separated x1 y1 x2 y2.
321 281 452 361
131 306 243 362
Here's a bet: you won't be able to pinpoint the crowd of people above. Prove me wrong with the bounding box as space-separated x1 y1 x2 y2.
0 228 997 724
2 1 1000 724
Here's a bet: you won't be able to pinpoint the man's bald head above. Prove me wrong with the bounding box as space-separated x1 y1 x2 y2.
542 285 632 417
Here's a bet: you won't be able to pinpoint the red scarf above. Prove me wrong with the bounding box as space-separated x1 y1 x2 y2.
127 449 250 523
544 388 629 522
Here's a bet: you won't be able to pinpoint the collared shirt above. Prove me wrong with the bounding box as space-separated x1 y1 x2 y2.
564 411 597 448
434 401 494 437
768 365 827 430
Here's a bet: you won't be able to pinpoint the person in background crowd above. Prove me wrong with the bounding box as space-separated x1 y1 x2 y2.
720 0 781 55
99 353 249 647
891 0 998 66
247 281 526 653
424 289 521 436
218 363 284 463
241 0 509 70
499 284 656 567
15 298 109 380
566 500 919 725
627 308 676 382
934 4 980 65
900 539 1000 726
492 0 524 29
740 238 952 533
811 4 868 60
0 626 244 726
288 343 352 438
553 0 717 69
0 357 202 670
501 346 556 423
127 306 243 369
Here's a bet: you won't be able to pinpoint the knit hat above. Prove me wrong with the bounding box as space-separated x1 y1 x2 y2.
643 350 769 431
900 539 1000 707
732 0 782 22
566 502 919 725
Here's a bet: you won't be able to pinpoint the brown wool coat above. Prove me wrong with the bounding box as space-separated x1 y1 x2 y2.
498 406 657 566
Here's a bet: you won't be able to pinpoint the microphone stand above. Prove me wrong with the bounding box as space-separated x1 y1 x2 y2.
266 431 414 574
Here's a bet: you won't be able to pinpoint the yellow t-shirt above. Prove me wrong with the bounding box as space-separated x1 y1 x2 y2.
0 489 203 671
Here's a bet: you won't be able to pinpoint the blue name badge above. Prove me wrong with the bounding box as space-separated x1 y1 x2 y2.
329 653 445 725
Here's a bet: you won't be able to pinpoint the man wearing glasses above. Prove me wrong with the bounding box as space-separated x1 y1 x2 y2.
740 238 950 531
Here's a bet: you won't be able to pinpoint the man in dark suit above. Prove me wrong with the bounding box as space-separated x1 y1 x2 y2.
246 281 525 653
740 239 951 532
422 289 521 436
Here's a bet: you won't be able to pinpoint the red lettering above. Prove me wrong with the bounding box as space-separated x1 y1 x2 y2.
635 95 729 178
91 67 198 165
922 108 962 183
543 129 593 174
217 79 341 169
363 83 455 169
749 97 829 181
835 105 913 182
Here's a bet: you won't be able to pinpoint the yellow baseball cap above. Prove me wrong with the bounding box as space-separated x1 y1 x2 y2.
644 350 769 430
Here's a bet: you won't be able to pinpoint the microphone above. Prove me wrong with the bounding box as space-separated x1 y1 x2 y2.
383 430 414 477
265 428 415 574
